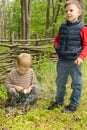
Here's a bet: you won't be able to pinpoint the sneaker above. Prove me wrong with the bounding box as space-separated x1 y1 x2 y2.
48 102 63 110
62 105 77 113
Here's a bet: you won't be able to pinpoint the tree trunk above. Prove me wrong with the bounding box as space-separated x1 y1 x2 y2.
21 0 26 40
50 0 61 37
21 0 32 44
0 0 5 39
45 0 50 37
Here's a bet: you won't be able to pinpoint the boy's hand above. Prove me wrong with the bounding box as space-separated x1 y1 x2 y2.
25 85 34 94
74 58 83 66
26 87 33 94
15 86 24 92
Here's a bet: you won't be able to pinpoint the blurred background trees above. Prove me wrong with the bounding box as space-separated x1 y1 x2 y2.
0 0 87 41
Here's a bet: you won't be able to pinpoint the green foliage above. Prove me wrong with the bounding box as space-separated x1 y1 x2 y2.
5 0 21 38
33 54 56 95
0 84 7 100
31 1 47 38
84 0 87 23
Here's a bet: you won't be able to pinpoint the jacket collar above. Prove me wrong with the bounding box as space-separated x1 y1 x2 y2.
66 20 81 26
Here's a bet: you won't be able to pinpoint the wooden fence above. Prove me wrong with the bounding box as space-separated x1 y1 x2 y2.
0 34 57 83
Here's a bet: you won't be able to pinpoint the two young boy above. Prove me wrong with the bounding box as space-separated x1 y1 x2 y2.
5 0 87 114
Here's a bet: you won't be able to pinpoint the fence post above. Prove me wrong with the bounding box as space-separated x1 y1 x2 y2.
35 33 39 46
10 31 14 44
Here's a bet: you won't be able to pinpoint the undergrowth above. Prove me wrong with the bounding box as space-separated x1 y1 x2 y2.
0 56 87 130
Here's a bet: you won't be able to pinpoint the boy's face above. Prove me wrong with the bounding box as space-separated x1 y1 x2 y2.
64 4 81 23
17 63 30 75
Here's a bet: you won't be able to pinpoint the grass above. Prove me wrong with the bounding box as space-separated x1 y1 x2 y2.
0 57 87 130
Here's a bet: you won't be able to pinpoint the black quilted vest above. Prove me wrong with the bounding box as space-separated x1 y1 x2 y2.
56 20 84 60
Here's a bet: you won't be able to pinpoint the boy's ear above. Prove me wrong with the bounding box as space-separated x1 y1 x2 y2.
78 9 82 17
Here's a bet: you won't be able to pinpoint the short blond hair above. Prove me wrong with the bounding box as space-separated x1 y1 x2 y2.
64 0 82 9
64 0 83 16
17 53 32 67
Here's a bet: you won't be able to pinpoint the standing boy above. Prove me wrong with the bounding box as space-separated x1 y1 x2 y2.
48 0 87 113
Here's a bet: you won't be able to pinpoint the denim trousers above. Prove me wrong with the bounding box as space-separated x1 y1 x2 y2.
55 59 82 107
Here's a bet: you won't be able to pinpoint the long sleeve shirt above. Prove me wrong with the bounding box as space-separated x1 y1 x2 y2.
54 26 87 60
5 68 38 90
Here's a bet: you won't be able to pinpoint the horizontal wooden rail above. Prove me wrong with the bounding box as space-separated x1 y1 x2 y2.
0 39 57 83
0 38 54 42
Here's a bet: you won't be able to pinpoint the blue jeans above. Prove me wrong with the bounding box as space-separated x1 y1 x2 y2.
55 59 82 107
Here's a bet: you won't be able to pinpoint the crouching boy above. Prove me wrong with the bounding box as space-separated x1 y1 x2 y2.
5 53 40 112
